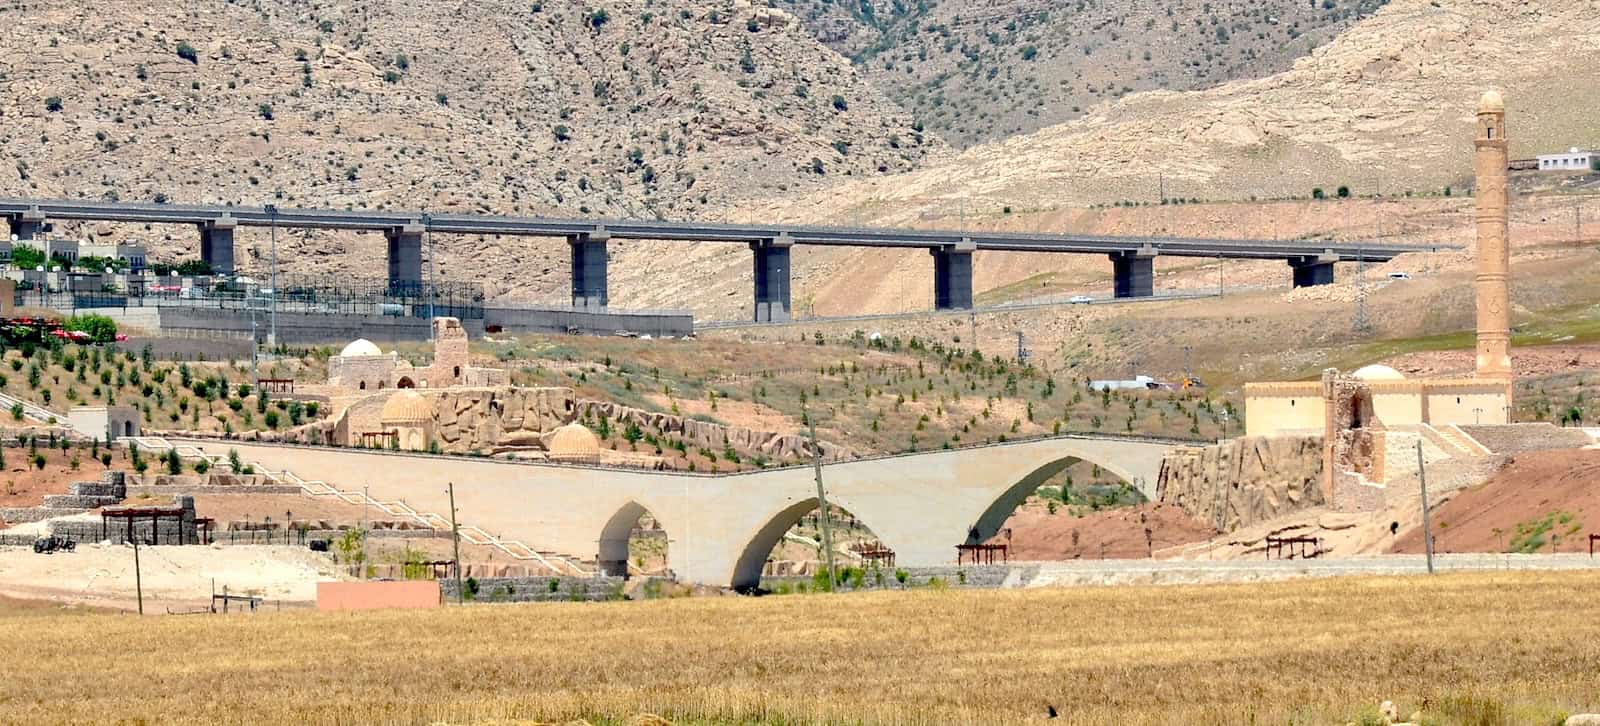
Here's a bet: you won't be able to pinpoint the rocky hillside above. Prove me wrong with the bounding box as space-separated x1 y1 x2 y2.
641 0 1599 320
0 0 942 299
779 0 1391 146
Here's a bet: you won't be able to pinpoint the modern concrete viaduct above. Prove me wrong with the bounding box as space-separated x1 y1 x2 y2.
0 198 1447 319
181 434 1178 588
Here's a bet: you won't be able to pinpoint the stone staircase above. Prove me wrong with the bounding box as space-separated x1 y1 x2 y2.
1418 423 1491 458
127 437 591 576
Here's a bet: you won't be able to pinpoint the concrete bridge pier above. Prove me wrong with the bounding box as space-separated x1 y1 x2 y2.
569 228 610 310
5 208 46 241
199 217 237 275
751 234 792 322
1110 248 1156 298
385 223 425 294
1289 253 1338 287
931 239 975 311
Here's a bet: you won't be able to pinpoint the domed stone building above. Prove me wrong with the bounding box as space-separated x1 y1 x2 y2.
545 422 601 465
380 390 435 451
326 318 507 392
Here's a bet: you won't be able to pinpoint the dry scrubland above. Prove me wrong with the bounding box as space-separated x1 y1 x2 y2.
1 572 1597 724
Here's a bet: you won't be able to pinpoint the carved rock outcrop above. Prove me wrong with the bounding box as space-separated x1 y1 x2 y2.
1157 435 1324 532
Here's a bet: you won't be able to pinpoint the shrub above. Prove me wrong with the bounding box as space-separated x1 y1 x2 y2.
193 458 210 475
32 453 46 470
588 9 609 28
176 41 198 64
830 94 848 111
44 96 63 112
1337 185 1351 198
1311 187 1325 200
894 568 909 585
258 103 273 120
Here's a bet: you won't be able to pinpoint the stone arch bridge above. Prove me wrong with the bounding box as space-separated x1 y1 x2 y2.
184 434 1180 588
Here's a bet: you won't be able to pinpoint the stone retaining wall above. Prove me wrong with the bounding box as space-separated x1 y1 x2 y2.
125 484 304 497
1157 435 1324 532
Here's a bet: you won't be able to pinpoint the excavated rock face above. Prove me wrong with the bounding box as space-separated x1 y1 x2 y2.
1157 435 1324 533
577 399 849 462
276 386 843 463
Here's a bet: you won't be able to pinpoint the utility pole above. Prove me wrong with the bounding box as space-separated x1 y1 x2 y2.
969 312 977 352
361 483 369 577
265 203 279 348
806 418 837 588
1416 441 1435 574
1158 172 1164 205
132 535 144 615
1577 200 1584 245
446 481 464 604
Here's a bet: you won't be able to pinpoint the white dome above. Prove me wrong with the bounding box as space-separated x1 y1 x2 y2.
1352 364 1405 381
340 338 383 357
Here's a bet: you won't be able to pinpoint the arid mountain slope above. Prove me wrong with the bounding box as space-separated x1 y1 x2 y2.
628 0 1599 319
0 0 940 299
781 0 1391 146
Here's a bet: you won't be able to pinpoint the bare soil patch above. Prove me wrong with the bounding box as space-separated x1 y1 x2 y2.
998 502 1217 560
1391 449 1600 555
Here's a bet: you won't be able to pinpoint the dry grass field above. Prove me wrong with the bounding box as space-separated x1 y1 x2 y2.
1 572 1597 725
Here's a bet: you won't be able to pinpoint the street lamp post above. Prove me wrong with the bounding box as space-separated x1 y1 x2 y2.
423 213 436 332
265 203 279 348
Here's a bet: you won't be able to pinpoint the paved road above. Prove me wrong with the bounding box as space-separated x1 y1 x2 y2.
1 197 1447 260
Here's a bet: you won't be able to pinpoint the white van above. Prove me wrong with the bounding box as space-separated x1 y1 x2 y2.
1387 272 1411 280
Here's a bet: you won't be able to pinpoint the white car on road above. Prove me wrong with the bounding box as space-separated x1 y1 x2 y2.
1068 295 1094 304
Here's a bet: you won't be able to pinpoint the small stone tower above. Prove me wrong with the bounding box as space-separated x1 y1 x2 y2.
1473 90 1513 388
428 317 470 388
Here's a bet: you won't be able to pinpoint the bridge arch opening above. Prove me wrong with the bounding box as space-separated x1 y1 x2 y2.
597 501 669 579
967 455 1146 556
730 498 887 591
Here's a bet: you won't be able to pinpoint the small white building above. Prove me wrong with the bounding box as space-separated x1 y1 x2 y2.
1537 147 1596 172
68 405 142 442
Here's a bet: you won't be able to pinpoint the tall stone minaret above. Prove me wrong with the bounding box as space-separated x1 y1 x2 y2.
1474 90 1513 384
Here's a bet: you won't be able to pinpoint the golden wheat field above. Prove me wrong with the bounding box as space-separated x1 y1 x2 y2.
1 573 1598 725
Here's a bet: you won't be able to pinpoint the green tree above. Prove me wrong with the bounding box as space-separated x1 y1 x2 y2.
65 314 118 344
10 246 45 270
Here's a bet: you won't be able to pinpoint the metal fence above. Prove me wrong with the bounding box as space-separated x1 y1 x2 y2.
19 272 485 320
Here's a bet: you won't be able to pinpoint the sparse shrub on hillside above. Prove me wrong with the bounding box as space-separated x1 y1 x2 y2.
176 42 198 64
831 94 848 111
588 9 610 29
258 104 273 121
1337 185 1351 198
44 96 62 112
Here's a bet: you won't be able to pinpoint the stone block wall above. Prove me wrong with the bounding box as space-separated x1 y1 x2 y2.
1157 435 1324 532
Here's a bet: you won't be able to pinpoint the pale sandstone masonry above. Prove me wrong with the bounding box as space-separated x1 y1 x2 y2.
1157 435 1324 532
192 386 847 463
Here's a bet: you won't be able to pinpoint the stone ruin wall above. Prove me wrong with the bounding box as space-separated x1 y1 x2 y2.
1157 435 1325 532
243 386 846 463
576 400 849 462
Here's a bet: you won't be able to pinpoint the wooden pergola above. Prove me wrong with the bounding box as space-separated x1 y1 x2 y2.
101 506 211 545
